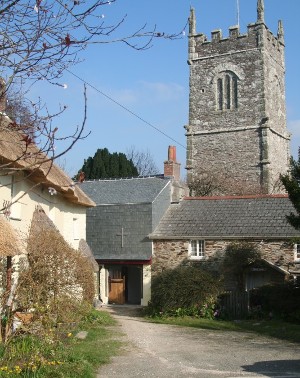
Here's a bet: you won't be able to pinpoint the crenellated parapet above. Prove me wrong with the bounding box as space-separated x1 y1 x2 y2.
188 18 285 64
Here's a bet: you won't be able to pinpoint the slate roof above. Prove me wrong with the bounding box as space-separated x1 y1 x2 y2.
150 195 300 239
80 177 171 205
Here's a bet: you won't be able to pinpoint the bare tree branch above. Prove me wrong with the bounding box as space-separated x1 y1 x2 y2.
126 146 159 176
0 1 186 214
188 168 264 197
0 1 187 88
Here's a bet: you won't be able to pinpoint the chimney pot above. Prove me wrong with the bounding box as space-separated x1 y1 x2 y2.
164 145 180 181
168 145 177 162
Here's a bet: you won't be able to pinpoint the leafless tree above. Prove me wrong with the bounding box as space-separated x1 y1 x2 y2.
0 1 185 90
126 146 159 176
188 169 264 197
0 0 185 153
0 1 185 212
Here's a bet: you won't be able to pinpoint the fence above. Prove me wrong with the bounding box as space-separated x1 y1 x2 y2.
219 291 249 319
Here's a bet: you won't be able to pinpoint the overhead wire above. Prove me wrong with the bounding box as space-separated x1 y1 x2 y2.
66 68 186 150
52 0 187 150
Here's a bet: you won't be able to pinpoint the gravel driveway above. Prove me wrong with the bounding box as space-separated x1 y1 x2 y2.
97 305 300 378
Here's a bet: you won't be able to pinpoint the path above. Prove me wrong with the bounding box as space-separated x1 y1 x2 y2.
97 305 300 378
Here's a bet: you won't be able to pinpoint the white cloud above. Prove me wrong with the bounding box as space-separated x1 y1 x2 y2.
139 81 185 102
112 81 185 105
93 81 186 108
111 89 137 105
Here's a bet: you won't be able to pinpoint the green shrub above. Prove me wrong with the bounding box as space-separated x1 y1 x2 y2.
250 281 300 323
147 266 223 318
0 309 120 377
222 242 261 290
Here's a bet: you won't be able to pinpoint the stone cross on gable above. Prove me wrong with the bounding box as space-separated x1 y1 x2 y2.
116 227 129 248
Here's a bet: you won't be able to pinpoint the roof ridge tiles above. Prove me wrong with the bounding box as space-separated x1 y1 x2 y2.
83 175 165 183
184 194 289 201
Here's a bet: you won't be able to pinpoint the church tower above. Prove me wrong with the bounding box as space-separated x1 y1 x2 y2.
185 0 290 195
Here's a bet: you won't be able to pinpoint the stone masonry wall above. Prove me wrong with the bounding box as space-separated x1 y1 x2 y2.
187 128 262 194
267 129 290 192
186 20 289 194
263 27 286 135
152 239 297 277
262 27 290 191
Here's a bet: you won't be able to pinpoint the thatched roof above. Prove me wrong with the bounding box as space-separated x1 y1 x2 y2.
31 207 96 256
0 216 26 256
30 209 99 273
29 206 74 254
0 114 95 208
30 205 59 235
78 239 99 272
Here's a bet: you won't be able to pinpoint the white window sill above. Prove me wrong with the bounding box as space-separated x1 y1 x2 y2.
188 256 206 261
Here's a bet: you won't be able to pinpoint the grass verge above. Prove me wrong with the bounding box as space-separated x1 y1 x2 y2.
0 309 123 378
147 316 300 343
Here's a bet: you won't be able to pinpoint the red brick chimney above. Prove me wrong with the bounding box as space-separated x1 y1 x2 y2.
164 146 181 181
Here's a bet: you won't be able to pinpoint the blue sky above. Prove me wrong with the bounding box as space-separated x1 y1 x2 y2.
29 0 300 179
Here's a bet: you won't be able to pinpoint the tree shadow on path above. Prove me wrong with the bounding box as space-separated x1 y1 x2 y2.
100 304 145 319
242 359 300 377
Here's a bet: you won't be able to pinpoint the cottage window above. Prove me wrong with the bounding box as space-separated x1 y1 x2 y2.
216 71 239 111
189 240 205 259
295 244 300 261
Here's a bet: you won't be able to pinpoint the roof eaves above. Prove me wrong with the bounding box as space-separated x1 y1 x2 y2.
95 201 152 207
259 259 290 275
149 234 298 240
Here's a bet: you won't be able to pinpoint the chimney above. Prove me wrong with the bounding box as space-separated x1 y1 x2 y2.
164 146 181 181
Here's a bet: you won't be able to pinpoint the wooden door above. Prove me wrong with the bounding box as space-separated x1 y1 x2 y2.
109 277 125 304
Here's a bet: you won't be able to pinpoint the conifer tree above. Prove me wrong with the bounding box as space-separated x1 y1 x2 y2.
77 148 138 180
281 149 300 229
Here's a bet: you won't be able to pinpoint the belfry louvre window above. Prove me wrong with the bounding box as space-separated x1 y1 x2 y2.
217 78 223 110
295 243 300 261
216 71 238 110
189 240 205 259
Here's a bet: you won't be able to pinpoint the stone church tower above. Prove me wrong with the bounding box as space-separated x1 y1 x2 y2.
185 0 290 195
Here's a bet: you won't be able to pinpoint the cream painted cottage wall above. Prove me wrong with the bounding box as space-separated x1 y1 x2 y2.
0 171 87 249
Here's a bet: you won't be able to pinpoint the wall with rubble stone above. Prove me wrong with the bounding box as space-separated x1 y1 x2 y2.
186 19 290 194
152 239 298 279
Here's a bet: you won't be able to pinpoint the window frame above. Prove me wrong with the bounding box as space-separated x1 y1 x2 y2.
189 240 205 260
216 71 239 111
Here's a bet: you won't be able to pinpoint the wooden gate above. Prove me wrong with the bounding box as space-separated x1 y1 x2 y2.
220 291 249 319
109 276 125 304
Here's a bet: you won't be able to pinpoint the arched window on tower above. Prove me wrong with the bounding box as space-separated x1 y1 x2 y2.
217 78 223 110
216 71 239 111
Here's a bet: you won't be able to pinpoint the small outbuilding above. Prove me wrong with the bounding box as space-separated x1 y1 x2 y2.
150 194 300 290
